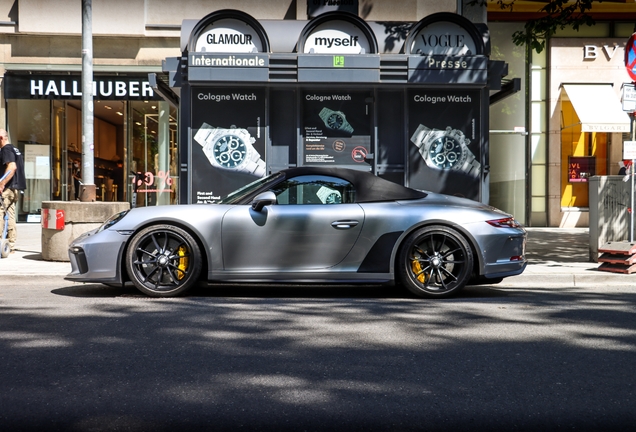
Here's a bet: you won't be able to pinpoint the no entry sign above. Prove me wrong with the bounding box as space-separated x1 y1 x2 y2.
626 33 636 81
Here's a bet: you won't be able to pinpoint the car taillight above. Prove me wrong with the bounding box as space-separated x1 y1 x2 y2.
486 217 522 228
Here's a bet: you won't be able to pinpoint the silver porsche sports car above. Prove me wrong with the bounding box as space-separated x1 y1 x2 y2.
65 167 526 298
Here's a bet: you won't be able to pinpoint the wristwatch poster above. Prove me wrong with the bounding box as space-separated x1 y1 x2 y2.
303 91 372 167
410 124 481 177
194 123 266 177
318 107 354 135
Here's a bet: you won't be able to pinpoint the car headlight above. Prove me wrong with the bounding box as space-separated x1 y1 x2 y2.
96 210 130 233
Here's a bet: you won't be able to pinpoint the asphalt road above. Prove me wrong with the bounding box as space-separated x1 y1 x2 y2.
1 277 635 431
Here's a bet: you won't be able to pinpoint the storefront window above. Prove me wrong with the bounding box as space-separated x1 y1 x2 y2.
560 99 608 208
6 87 177 219
6 99 51 221
489 22 527 222
61 100 125 203
129 101 178 206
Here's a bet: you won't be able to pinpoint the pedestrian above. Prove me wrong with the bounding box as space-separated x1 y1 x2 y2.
619 160 632 176
110 159 124 201
0 129 27 254
71 158 82 199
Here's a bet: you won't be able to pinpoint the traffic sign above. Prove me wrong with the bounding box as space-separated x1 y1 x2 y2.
623 83 636 111
624 141 636 160
626 33 636 81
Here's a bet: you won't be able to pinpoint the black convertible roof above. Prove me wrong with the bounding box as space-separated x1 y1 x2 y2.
280 167 427 203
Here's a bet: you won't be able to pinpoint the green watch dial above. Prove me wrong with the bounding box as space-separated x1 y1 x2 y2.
325 192 342 204
327 113 344 130
429 136 462 169
214 135 247 168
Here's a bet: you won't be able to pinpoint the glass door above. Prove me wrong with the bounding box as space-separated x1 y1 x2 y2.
128 100 178 206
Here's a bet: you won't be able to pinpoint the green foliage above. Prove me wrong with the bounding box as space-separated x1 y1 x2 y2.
470 0 598 53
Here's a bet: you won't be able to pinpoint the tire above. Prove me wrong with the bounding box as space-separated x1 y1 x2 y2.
398 225 473 298
0 239 10 258
126 224 202 297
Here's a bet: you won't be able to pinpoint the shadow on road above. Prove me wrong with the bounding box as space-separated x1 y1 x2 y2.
51 282 509 300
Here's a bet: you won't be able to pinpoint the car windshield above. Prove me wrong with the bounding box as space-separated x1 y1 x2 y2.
215 172 283 204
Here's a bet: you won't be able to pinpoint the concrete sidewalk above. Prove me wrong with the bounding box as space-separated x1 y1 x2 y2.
2 223 71 276
1 222 635 286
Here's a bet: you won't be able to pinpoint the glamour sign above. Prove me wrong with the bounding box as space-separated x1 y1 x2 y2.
194 18 263 53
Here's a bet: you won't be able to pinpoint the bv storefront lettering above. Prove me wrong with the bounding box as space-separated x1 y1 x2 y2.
583 44 620 60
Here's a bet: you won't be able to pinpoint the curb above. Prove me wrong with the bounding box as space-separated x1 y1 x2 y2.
499 272 635 287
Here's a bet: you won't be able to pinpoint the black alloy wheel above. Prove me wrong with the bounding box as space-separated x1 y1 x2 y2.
126 224 202 297
398 225 473 298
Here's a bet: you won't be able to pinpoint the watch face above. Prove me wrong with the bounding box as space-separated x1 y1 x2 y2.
428 136 463 169
213 134 246 168
327 113 344 130
325 192 342 204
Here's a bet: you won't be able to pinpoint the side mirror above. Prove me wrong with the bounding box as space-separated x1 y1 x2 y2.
251 191 277 212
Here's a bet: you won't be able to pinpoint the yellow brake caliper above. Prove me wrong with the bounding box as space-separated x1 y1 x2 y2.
177 246 188 280
411 258 426 283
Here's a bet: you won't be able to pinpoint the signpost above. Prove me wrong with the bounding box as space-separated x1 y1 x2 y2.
625 32 636 242
624 140 636 242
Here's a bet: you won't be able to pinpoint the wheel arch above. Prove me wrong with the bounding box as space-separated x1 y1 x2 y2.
391 219 484 279
120 219 210 283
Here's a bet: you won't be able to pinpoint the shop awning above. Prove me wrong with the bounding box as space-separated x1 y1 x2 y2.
562 84 631 133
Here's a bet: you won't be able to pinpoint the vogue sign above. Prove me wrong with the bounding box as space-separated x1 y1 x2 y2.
410 22 477 56
4 75 159 100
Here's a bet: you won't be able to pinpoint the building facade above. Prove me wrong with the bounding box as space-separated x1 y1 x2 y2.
488 2 636 227
1 0 522 223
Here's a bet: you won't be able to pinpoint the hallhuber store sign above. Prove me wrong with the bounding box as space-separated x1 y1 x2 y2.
4 74 160 100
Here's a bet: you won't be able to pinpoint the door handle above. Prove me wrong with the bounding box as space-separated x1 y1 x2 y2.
331 220 359 229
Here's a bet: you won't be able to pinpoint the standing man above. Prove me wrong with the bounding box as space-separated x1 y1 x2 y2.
0 129 26 253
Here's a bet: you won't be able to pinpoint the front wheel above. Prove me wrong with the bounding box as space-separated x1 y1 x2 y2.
398 225 473 298
126 224 202 297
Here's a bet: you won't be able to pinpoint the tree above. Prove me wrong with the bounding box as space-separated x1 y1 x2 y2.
472 0 598 53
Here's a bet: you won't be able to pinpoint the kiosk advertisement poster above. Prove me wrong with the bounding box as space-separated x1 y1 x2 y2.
408 89 482 200
302 91 371 167
191 87 266 203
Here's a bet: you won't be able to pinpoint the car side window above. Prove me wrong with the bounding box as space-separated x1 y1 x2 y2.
270 175 355 205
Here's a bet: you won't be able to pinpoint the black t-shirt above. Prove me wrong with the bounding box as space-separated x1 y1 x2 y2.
0 144 27 190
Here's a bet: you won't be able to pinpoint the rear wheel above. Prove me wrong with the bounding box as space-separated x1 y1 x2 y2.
398 225 473 298
126 224 202 297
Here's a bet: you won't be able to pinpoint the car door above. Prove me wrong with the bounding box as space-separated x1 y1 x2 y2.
221 175 364 271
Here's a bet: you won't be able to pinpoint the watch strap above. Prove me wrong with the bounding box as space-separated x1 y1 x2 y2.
410 124 432 149
319 107 332 123
340 122 354 134
238 147 266 177
245 158 266 177
459 147 481 177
